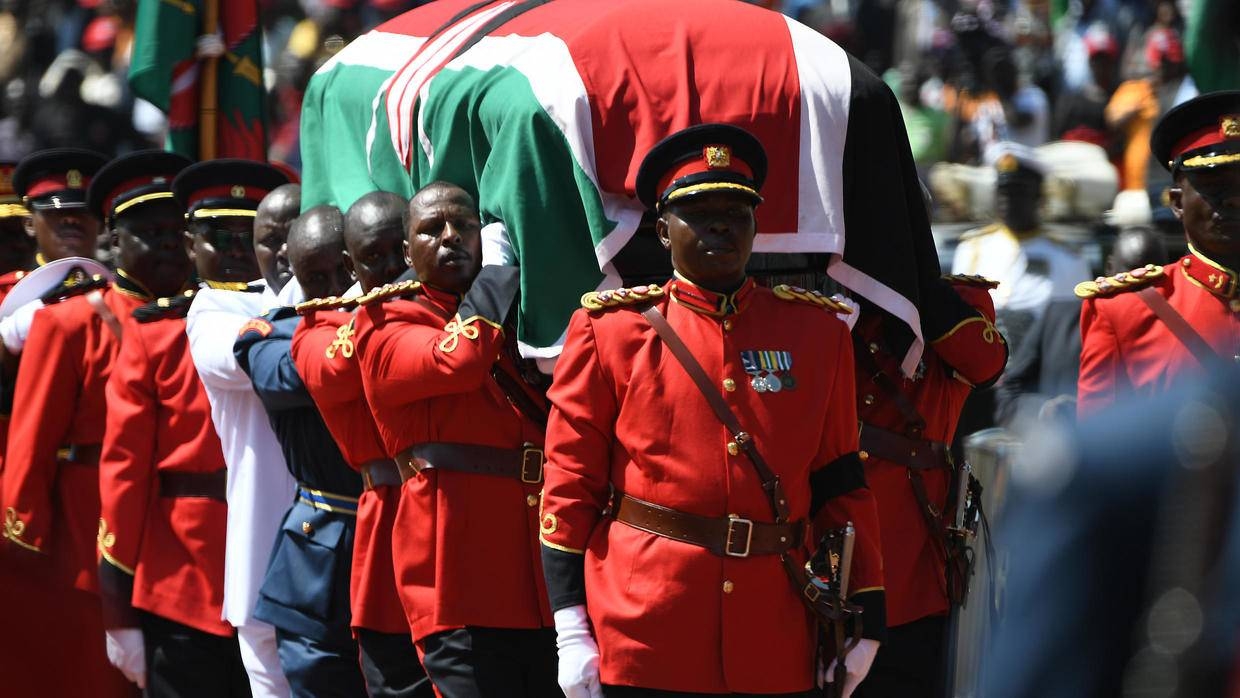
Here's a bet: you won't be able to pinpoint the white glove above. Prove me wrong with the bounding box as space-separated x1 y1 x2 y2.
196 32 226 59
480 222 516 267
832 294 860 331
0 299 42 353
821 637 880 698
105 628 147 689
553 605 603 698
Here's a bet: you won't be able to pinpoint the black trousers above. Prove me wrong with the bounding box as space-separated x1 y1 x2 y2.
852 615 947 698
141 611 251 698
274 627 368 697
420 626 561 698
603 688 816 697
356 628 436 698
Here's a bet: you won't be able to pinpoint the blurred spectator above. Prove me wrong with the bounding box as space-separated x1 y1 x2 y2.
891 60 950 174
1053 25 1119 152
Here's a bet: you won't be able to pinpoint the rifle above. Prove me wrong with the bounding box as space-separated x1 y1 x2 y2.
806 523 861 698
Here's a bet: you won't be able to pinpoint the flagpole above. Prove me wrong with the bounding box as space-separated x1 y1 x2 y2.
199 0 219 160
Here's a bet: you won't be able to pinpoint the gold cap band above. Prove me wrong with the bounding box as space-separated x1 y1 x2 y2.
113 191 175 217
664 181 761 205
190 208 258 220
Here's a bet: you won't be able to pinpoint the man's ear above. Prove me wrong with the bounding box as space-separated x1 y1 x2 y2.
1168 185 1185 221
22 215 34 239
403 239 412 267
342 250 357 281
110 227 119 252
182 229 196 259
655 213 671 251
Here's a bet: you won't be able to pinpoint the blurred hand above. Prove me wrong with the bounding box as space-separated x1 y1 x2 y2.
0 299 41 353
553 605 603 698
105 628 146 689
821 638 880 698
196 32 226 59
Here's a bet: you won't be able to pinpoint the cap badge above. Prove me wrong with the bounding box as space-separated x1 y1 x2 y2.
230 185 246 198
704 145 731 169
66 170 82 188
996 153 1019 173
1221 115 1240 140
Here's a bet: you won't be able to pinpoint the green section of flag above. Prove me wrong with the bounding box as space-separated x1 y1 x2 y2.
1184 0 1240 93
128 0 199 113
415 65 615 350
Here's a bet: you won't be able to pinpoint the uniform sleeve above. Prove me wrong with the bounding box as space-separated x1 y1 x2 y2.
291 315 357 408
186 307 256 392
808 326 887 640
924 279 1008 387
97 326 155 628
540 310 619 608
361 266 518 405
234 316 313 413
1077 299 1120 416
2 310 81 554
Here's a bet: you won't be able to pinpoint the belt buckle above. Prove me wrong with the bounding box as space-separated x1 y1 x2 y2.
395 453 423 483
362 467 376 491
521 445 544 484
725 515 754 557
804 580 823 604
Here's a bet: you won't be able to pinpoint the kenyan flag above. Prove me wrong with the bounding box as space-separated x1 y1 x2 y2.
301 0 939 375
129 0 267 159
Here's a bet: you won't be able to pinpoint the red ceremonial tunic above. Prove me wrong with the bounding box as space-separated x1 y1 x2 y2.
854 278 1006 628
354 282 552 641
2 284 145 592
540 277 884 695
1078 246 1240 415
292 307 408 634
98 304 232 636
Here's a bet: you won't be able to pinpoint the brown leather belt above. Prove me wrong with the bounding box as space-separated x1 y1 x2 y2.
56 444 102 464
612 493 803 558
858 422 951 471
394 442 544 484
158 470 227 501
361 459 402 490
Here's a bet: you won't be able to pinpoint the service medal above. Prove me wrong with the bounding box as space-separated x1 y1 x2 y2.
780 374 796 390
750 374 769 393
764 374 782 392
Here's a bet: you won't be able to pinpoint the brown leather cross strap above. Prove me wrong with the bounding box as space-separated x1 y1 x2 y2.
395 442 544 484
640 305 791 522
858 423 951 471
1137 287 1230 373
158 469 227 501
613 493 803 558
360 459 402 490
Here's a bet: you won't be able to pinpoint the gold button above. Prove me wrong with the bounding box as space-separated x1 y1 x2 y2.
526 494 539 508
722 580 734 594
727 441 740 456
301 522 313 535
863 394 875 406
1183 257 1192 267
859 451 869 461
868 342 879 354
723 378 736 392
722 319 733 331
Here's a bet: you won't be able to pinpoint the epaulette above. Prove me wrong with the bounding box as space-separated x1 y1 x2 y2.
956 223 1003 242
41 272 108 305
295 294 361 315
942 273 1000 289
580 284 664 311
772 284 854 314
1074 264 1165 299
133 289 196 323
356 279 422 307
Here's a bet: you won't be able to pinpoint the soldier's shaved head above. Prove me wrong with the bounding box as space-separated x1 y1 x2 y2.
254 183 301 292
344 191 408 292
288 204 350 299
406 181 481 294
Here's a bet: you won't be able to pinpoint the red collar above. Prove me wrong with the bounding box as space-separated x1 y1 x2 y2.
1179 244 1239 299
668 274 755 317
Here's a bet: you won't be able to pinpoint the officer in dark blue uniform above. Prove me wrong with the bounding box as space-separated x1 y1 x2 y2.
234 204 366 697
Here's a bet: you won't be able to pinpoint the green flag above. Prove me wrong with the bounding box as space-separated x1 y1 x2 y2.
1185 0 1240 93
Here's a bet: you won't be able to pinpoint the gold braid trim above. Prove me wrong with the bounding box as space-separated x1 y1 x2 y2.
3 507 40 552
325 318 356 360
580 284 665 311
941 273 1000 289
771 284 855 314
1074 264 1165 299
97 519 135 575
438 314 502 353
356 280 422 307
295 294 362 315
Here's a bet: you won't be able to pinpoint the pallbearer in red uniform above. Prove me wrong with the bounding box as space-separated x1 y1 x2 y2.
353 182 557 697
91 150 251 697
1 148 153 698
1078 90 1240 414
851 273 1006 698
539 124 885 698
292 190 433 697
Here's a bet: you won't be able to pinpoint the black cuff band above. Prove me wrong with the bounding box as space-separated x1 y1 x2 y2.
852 589 888 643
541 545 587 611
99 559 141 628
458 265 520 326
810 452 868 518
